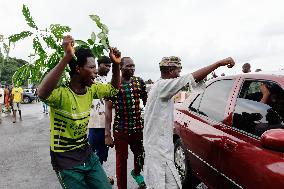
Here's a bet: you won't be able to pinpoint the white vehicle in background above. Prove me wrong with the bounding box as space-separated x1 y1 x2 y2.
23 88 36 94
23 88 37 103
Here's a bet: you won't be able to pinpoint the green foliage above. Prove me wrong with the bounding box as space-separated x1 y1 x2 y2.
89 14 110 50
90 15 101 27
91 32 96 42
0 35 12 79
50 24 71 39
3 43 10 55
22 4 38 29
0 57 28 84
33 37 46 58
43 35 61 51
11 4 111 87
75 40 89 47
8 31 33 44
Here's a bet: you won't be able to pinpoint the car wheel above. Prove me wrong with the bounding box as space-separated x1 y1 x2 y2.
23 97 31 103
174 138 200 189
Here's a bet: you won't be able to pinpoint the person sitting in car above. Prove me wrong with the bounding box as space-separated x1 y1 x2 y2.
260 83 284 118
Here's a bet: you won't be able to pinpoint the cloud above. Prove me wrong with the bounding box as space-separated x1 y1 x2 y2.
1 0 284 80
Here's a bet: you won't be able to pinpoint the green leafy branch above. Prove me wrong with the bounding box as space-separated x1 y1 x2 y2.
74 14 110 58
10 4 111 87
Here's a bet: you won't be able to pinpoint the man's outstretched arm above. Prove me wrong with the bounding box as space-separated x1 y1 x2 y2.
37 35 74 100
192 57 235 82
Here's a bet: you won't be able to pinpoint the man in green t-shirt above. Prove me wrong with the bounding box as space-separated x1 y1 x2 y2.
37 35 121 189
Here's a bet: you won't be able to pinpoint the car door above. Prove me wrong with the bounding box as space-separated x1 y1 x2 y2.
181 79 235 188
219 79 284 189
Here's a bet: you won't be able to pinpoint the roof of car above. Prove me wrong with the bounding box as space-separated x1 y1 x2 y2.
258 70 284 76
209 71 284 82
240 71 284 77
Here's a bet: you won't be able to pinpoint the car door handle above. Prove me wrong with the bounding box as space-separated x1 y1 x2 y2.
224 139 237 151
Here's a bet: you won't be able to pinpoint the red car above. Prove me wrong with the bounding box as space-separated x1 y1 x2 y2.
173 72 284 189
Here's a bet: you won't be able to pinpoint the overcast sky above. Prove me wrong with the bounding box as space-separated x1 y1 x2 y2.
1 0 284 81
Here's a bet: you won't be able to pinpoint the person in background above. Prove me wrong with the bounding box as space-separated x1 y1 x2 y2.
43 102 48 114
11 84 23 123
211 71 218 78
4 84 11 113
87 55 114 184
242 63 251 73
0 83 4 123
143 56 235 189
105 57 148 189
32 86 39 102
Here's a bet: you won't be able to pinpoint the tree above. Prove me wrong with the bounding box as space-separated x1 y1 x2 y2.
10 4 111 86
0 57 28 84
0 34 11 80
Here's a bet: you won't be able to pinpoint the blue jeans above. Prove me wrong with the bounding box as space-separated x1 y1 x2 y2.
43 102 48 113
88 128 109 164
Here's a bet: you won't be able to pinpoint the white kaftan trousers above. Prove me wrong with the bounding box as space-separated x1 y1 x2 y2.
143 74 196 189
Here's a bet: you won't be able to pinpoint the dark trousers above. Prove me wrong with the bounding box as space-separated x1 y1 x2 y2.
88 128 109 164
114 131 144 189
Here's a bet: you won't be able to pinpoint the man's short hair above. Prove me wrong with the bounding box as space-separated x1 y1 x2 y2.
97 56 112 65
242 63 251 68
69 47 94 77
121 57 132 67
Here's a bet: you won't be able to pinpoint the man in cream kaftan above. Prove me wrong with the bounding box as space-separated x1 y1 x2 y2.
143 56 235 189
144 73 196 189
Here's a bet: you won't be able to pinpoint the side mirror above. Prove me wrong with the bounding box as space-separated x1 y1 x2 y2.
261 129 284 152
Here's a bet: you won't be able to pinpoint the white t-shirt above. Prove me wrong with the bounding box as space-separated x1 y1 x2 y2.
88 76 109 129
0 88 4 104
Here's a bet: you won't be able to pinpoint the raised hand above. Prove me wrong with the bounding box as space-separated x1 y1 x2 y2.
217 57 235 68
62 35 75 59
109 47 121 64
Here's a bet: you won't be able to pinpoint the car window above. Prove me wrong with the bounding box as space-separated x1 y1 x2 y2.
239 80 262 101
198 79 234 121
233 80 284 137
189 94 202 112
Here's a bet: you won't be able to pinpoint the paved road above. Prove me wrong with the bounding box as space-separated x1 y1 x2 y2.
0 102 137 189
0 102 207 189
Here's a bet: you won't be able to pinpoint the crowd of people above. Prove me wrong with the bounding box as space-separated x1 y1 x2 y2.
3 32 277 188
35 35 235 189
0 83 24 123
0 82 51 124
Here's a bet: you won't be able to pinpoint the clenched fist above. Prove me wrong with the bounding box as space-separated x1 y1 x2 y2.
109 47 121 64
217 57 235 68
62 35 75 59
